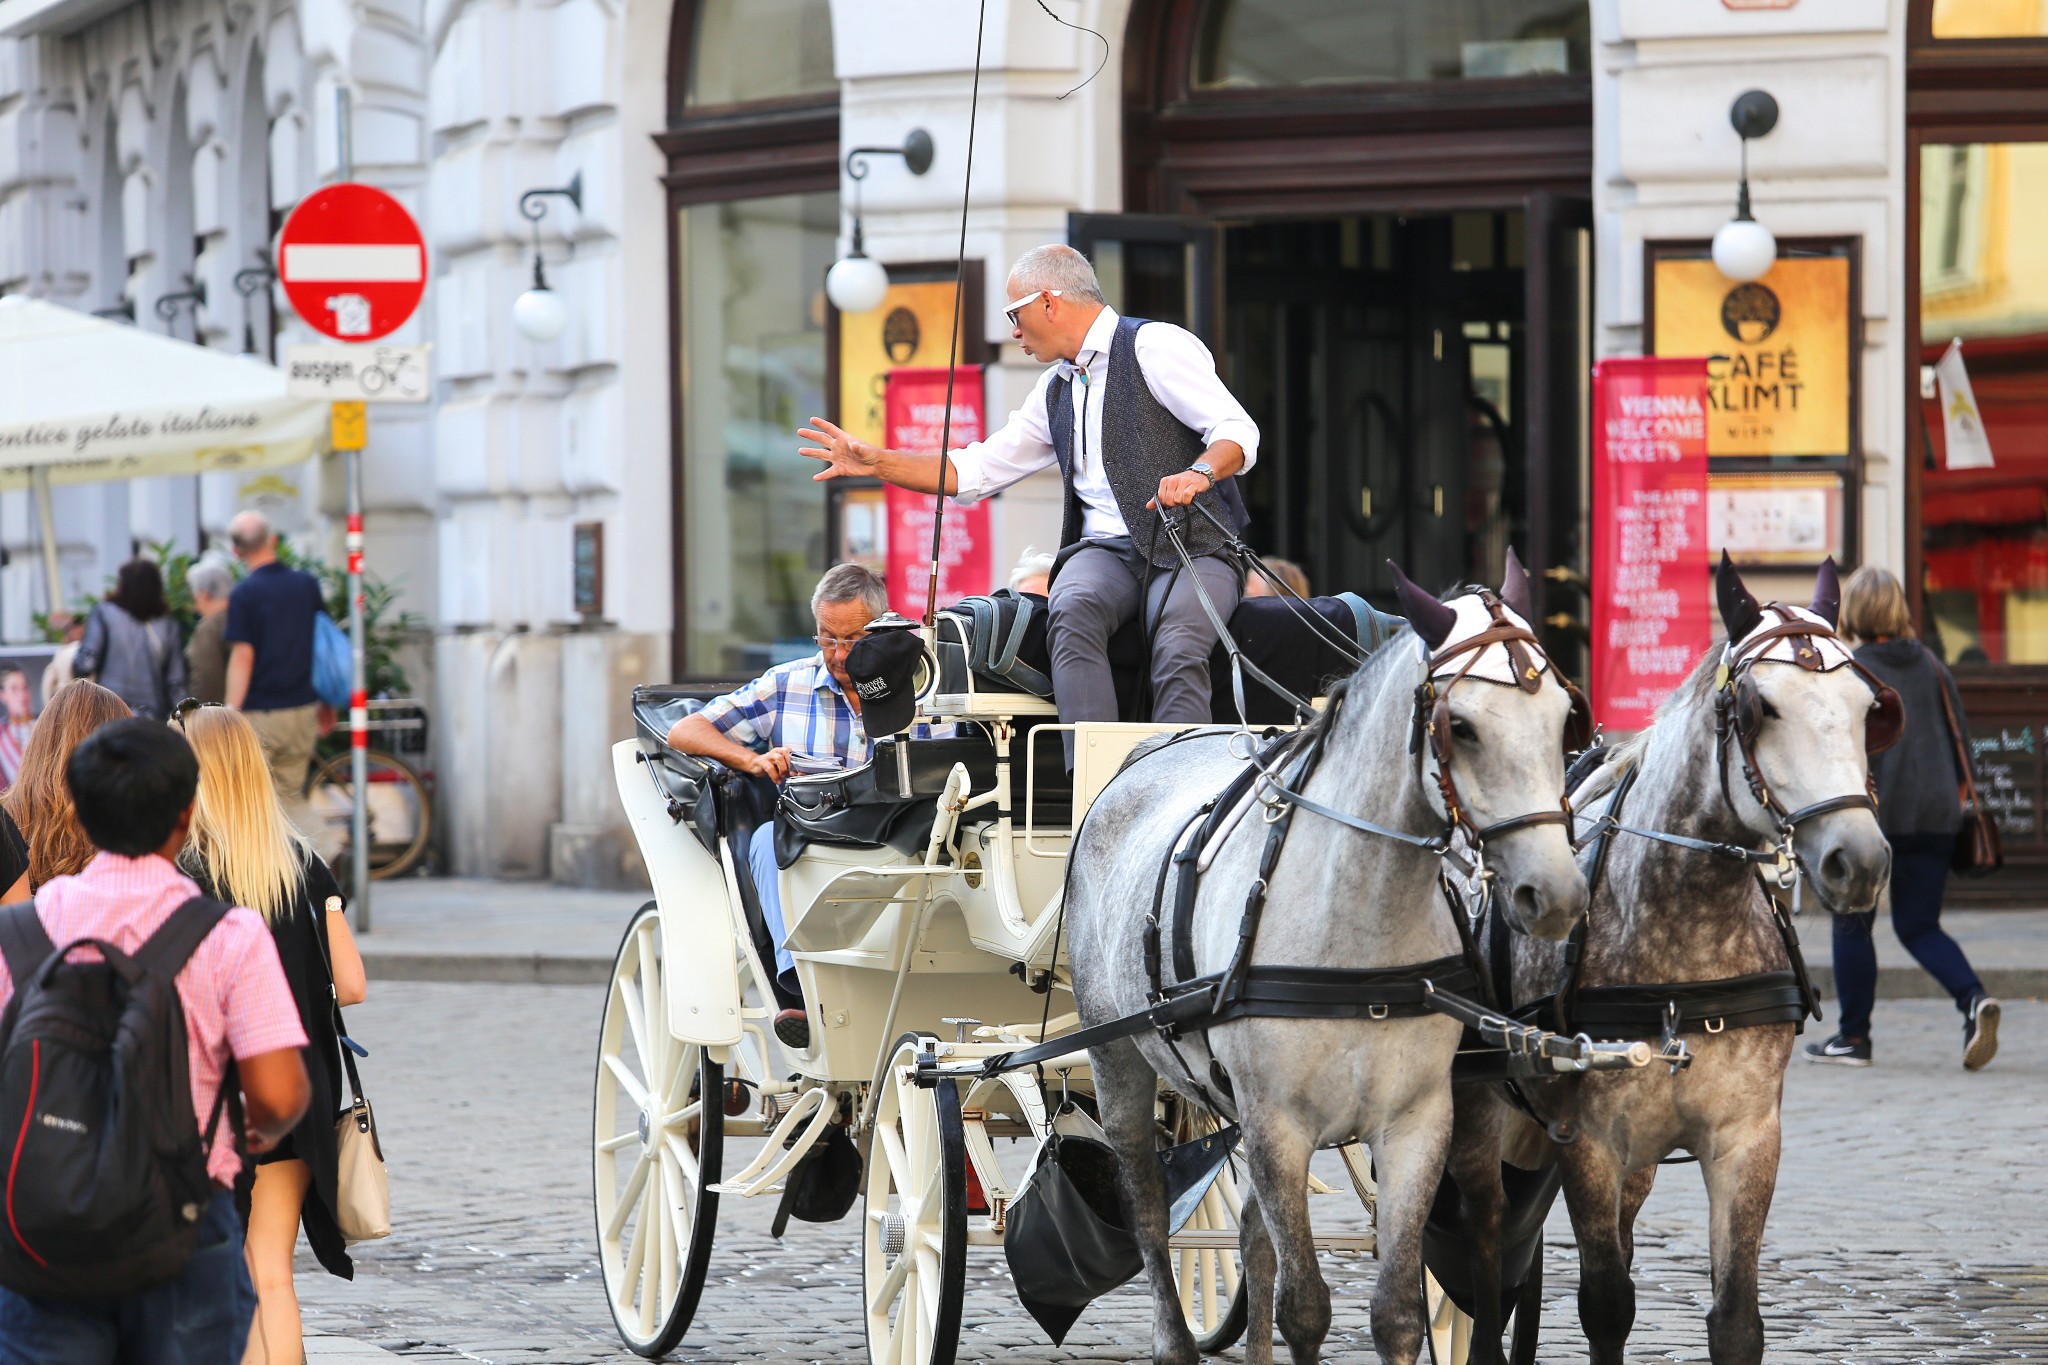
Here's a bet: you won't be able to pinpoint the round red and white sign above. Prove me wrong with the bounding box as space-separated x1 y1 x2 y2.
278 184 427 343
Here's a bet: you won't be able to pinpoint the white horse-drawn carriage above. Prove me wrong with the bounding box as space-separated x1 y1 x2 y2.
598 595 1394 1362
596 563 1670 1365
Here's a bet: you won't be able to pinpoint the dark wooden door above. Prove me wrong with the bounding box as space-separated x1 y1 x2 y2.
1524 193 1594 678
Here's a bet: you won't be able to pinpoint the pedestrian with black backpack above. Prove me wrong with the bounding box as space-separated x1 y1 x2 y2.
0 718 310 1362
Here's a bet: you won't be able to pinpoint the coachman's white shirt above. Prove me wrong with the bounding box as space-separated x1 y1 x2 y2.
947 307 1260 541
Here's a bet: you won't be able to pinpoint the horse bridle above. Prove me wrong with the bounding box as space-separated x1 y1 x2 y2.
1412 589 1595 847
1712 604 1903 844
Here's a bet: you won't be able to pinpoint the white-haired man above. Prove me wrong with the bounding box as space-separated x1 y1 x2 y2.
800 244 1258 748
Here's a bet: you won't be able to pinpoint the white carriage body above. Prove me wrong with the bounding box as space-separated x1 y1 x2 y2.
598 666 1377 1363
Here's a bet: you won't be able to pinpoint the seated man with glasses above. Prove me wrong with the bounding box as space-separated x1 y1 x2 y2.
663 563 921 1048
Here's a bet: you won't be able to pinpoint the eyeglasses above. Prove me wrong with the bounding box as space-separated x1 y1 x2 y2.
1003 288 1062 328
815 633 868 653
171 697 224 727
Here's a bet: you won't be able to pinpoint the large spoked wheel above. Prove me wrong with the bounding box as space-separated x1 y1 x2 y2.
1167 1104 1248 1353
595 902 721 1357
863 1034 967 1365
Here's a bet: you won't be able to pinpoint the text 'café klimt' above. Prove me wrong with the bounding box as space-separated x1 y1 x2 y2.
0 0 2043 901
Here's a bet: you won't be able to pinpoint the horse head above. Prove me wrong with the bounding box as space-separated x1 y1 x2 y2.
1391 551 1589 940
1713 553 1893 913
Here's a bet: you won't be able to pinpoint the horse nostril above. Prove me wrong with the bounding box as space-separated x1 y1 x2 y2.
1822 845 1852 888
1514 883 1542 928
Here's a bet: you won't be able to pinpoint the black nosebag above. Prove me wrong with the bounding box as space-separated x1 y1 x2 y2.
1003 1104 1239 1344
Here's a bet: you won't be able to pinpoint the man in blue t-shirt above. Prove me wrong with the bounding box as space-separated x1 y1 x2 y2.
224 511 329 843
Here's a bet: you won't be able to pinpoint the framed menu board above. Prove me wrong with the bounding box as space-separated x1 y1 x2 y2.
1645 238 1862 568
1947 671 2048 905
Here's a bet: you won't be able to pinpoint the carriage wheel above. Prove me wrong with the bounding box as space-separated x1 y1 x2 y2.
1423 1269 1472 1365
1168 1105 1249 1353
594 902 721 1357
863 1034 967 1365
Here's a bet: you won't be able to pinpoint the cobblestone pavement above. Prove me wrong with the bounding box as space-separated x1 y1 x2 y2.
303 982 2047 1363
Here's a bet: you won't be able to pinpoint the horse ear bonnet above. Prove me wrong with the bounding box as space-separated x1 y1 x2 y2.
1500 546 1533 620
1716 551 1764 644
1389 561 1458 651
1809 556 1842 629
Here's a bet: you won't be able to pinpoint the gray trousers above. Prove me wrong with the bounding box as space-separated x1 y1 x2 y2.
1047 538 1242 744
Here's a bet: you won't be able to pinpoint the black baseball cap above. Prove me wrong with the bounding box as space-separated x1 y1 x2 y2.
846 628 928 738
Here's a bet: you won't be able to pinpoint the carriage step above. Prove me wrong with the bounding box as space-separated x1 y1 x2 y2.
708 1180 786 1198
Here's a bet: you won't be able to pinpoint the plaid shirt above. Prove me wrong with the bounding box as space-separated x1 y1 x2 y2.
0 852 308 1188
700 655 878 765
700 654 949 766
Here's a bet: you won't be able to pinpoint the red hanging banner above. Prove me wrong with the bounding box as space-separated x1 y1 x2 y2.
1591 357 1713 733
883 367 991 617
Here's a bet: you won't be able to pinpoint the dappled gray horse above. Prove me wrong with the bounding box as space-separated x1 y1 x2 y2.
1065 559 1589 1365
1444 557 1896 1365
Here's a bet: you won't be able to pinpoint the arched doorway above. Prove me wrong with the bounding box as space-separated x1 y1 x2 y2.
1094 0 1594 665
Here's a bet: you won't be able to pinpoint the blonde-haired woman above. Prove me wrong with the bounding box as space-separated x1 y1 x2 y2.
1805 566 1999 1071
175 701 367 1364
0 679 132 901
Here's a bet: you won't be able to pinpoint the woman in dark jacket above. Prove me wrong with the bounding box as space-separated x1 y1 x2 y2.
1805 566 1999 1071
174 701 368 1365
74 558 186 719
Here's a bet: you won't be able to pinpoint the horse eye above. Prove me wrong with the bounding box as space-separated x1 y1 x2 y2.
1449 717 1479 742
1760 699 1781 720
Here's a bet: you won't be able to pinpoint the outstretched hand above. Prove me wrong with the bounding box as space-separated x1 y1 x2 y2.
798 417 881 482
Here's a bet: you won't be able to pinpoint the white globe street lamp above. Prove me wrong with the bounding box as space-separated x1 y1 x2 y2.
825 252 890 315
1715 91 1780 284
513 172 582 343
825 129 934 316
514 262 570 343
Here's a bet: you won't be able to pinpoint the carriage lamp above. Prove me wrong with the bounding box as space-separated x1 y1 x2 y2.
1712 90 1780 284
825 129 935 315
514 172 582 343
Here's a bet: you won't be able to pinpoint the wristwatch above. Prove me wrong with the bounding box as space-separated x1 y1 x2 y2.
1190 460 1217 489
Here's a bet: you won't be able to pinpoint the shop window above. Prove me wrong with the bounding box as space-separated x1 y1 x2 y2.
680 192 837 675
1931 0 2048 38
1918 141 2048 664
685 0 834 108
1194 0 1588 88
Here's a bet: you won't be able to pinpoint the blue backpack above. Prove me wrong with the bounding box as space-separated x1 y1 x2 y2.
312 612 353 709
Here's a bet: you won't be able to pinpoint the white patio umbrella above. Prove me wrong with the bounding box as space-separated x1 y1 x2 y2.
0 295 330 606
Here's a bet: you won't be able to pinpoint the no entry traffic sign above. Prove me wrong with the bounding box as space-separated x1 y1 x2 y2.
278 184 426 342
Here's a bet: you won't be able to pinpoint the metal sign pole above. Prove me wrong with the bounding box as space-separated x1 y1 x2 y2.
346 447 370 929
331 88 371 930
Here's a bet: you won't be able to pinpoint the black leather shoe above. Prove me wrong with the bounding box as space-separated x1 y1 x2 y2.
774 1008 811 1051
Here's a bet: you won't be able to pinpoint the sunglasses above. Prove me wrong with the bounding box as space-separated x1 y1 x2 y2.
1003 288 1062 328
171 697 225 727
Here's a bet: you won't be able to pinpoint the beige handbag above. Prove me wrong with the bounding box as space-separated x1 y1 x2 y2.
333 1045 391 1242
316 896 391 1242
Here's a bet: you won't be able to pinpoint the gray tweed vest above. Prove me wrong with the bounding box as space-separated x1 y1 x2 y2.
1046 314 1246 567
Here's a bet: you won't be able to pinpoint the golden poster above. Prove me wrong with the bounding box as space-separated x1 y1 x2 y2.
1651 256 1852 458
835 280 970 449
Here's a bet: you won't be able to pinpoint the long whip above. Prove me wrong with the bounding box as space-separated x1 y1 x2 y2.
923 0 989 629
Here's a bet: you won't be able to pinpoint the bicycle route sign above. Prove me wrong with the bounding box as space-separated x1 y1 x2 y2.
278 183 427 342
284 343 432 403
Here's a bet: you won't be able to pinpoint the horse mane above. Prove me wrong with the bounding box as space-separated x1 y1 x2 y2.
1574 644 1723 805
